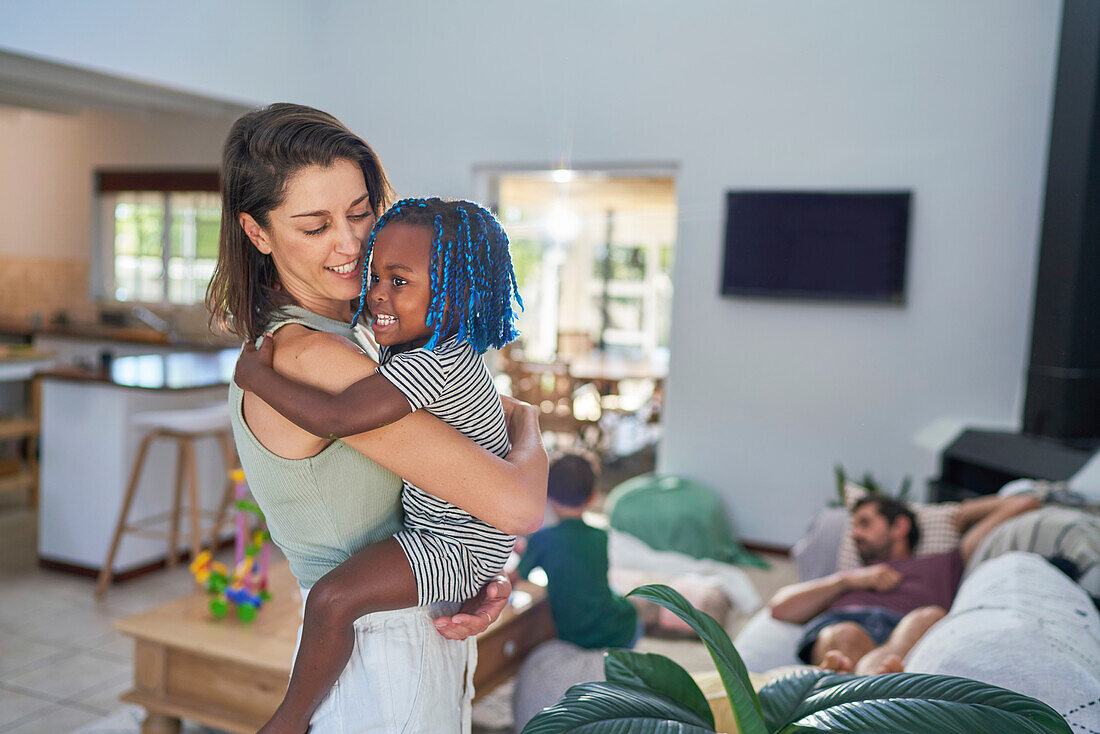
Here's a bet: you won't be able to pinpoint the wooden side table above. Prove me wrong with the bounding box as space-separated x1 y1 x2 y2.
115 562 554 734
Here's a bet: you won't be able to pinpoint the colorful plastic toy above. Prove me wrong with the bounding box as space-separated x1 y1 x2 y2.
189 468 272 622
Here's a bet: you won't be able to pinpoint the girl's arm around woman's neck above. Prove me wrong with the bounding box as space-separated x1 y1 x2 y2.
244 325 548 535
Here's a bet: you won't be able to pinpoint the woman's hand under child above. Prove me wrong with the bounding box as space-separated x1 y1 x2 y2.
500 394 533 426
433 574 511 639
501 395 543 449
234 332 275 391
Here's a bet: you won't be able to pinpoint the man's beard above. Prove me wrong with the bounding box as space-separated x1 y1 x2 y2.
858 541 890 565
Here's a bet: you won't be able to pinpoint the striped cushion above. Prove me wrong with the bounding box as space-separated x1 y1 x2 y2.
837 482 960 571
965 506 1100 595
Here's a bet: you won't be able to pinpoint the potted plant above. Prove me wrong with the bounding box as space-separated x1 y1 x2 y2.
523 584 1070 734
833 464 912 506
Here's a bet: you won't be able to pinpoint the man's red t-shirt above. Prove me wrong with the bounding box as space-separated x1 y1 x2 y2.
830 550 964 616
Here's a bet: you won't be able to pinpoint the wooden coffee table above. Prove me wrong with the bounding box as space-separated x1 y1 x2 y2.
114 562 554 734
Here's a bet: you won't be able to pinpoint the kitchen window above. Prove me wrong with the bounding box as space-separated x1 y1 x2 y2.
97 171 220 306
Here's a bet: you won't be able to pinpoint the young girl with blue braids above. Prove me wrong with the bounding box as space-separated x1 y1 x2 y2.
234 197 526 734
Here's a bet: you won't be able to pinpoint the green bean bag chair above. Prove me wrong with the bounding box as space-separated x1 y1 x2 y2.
605 474 766 567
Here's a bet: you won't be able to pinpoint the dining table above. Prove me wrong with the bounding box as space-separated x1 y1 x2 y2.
566 350 669 397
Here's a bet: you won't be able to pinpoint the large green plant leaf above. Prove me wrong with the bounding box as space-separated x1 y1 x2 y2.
521 681 716 734
628 584 766 734
776 672 1071 734
604 649 715 728
758 669 855 730
780 698 1068 734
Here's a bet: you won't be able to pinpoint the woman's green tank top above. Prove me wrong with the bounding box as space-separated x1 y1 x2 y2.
227 305 403 589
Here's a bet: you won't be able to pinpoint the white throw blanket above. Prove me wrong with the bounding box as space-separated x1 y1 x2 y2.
607 528 762 615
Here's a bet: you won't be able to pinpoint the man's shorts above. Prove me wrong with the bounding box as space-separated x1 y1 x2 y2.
796 606 904 664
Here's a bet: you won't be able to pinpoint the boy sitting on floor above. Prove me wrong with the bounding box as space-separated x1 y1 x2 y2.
516 454 640 649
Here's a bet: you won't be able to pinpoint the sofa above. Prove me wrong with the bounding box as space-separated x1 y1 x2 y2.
733 502 1100 732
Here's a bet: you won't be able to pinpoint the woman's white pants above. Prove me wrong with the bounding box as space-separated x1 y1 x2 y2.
295 587 475 734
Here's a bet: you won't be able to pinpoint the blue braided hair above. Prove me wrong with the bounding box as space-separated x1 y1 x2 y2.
351 197 523 354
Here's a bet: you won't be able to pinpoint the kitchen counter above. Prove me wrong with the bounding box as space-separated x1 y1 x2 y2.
0 317 237 350
37 348 239 391
0 346 55 382
37 347 242 577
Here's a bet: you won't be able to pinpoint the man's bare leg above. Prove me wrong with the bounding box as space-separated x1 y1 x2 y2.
853 605 946 675
811 622 875 673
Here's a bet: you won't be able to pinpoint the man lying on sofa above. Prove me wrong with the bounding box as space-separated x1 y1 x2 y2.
766 492 1040 675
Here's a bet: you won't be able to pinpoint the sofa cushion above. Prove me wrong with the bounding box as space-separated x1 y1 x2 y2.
965 505 1100 595
791 506 847 581
836 482 960 571
732 606 804 672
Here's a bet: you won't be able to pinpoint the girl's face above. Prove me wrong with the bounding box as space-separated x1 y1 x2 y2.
239 158 374 320
368 222 435 348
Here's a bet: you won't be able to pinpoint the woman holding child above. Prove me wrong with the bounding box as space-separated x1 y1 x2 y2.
206 103 548 733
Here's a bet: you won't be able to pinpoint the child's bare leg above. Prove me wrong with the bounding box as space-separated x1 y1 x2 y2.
260 538 418 734
853 605 946 676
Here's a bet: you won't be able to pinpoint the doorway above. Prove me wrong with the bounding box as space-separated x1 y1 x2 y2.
476 166 677 364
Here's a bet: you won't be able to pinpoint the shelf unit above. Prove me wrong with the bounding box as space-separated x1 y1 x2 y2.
0 350 53 507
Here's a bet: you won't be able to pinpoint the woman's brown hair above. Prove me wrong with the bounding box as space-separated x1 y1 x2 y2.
206 103 393 342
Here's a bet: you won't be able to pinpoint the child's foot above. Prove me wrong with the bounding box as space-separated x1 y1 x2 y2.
818 650 854 673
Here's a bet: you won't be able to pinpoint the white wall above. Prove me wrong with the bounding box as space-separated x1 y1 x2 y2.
1 1 1064 544
0 106 230 259
312 0 1065 545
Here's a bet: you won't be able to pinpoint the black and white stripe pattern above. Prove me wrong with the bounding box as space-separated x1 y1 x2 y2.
965 505 1100 595
378 337 515 605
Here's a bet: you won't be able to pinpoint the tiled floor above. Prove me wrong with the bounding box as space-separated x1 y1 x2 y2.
0 491 207 734
0 485 796 734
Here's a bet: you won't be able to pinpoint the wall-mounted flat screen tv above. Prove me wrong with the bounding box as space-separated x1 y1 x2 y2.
721 190 911 303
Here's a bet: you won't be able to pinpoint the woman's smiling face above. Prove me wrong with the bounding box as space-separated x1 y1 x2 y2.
241 158 375 320
367 222 436 348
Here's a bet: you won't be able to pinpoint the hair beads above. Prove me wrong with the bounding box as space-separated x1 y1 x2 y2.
351 197 522 354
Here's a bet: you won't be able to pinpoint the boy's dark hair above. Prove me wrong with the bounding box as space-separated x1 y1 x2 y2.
853 495 921 551
351 197 523 353
547 454 597 508
207 103 392 342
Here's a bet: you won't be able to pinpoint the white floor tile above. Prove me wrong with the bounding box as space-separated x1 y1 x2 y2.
76 632 132 662
69 704 232 733
0 592 66 631
0 687 54 729
0 629 69 677
1 702 104 734
68 705 145 733
5 601 121 649
3 650 130 703
0 574 96 615
64 676 131 716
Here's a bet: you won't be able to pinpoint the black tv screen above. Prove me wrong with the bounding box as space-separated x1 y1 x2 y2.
721 190 911 303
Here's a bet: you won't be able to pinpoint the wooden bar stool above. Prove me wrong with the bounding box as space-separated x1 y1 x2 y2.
95 403 238 596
